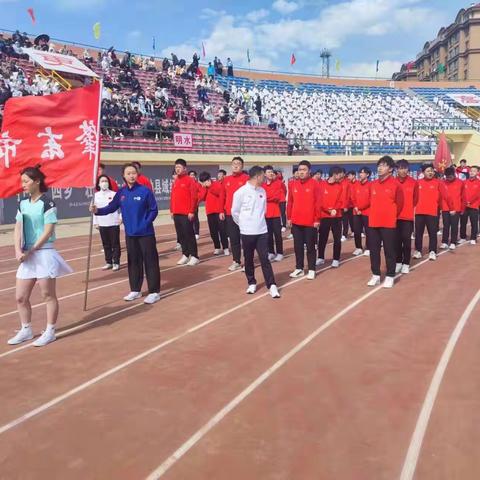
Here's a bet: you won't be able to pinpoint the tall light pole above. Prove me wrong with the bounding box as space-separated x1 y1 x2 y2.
320 49 332 78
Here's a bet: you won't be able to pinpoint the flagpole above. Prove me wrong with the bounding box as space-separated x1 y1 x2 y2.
83 79 103 311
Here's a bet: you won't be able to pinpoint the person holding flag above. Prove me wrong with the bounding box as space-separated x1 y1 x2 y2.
8 166 73 347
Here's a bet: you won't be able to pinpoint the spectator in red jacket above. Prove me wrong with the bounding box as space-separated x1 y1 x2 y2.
132 161 153 190
170 158 199 266
456 158 471 180
459 164 480 244
317 166 344 268
217 169 227 183
395 159 418 274
189 170 201 239
441 166 465 250
287 160 322 280
366 156 403 288
350 166 371 256
264 166 284 262
413 163 449 261
198 171 229 255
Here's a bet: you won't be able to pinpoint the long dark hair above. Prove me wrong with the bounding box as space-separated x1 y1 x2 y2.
20 165 48 192
96 174 114 191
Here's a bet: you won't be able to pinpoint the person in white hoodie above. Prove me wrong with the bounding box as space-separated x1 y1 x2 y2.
94 175 122 271
231 166 280 298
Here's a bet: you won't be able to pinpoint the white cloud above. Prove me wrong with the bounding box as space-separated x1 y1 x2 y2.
200 8 227 20
272 0 299 15
245 9 270 23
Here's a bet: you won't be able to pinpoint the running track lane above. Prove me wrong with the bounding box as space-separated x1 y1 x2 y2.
0 245 474 478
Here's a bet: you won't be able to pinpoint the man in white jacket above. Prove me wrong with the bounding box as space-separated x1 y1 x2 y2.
231 166 280 298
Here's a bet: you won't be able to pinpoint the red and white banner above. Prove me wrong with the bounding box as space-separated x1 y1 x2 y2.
173 133 193 148
446 93 480 107
0 82 101 198
22 48 98 77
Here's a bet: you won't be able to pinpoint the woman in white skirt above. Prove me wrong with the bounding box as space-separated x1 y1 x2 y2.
8 166 73 347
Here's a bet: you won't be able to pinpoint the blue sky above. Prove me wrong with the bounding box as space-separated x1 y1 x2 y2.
0 0 469 78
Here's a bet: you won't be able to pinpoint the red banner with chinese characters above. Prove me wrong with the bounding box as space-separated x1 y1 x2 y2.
173 133 193 148
0 82 101 198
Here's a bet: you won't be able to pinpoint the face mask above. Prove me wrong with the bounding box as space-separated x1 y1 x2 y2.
99 181 109 191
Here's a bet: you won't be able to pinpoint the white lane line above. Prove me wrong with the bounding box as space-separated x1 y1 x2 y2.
0 253 358 435
399 288 480 480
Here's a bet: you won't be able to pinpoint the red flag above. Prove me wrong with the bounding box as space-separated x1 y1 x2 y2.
0 82 101 198
202 42 206 59
290 53 296 65
27 7 36 24
434 132 452 174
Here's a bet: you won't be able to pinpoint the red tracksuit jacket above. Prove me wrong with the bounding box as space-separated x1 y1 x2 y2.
396 176 419 221
442 178 465 213
224 172 249 215
170 173 198 215
198 181 225 215
137 174 153 191
340 178 351 209
368 175 403 228
416 178 448 216
320 181 343 219
264 179 282 218
350 180 371 216
464 177 480 208
287 177 322 227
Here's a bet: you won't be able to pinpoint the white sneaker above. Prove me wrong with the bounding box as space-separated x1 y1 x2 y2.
246 284 257 294
363 250 370 257
306 270 316 280
437 230 442 235
186 256 200 266
213 249 222 255
102 264 113 270
287 233 293 239
224 248 230 256
289 269 304 278
144 293 161 304
124 291 142 301
268 253 276 261
411 233 415 240
274 254 284 262
112 263 120 271
428 251 437 261
341 235 347 242
177 255 189 265
174 242 181 251
361 232 366 238
281 227 286 233
331 260 340 268
7 325 33 345
458 238 467 244
195 234 200 240
470 240 477 245
440 243 448 249
449 243 456 250
32 328 56 347
352 248 363 256
228 262 242 271
413 251 422 259
367 275 381 287
401 264 410 274
316 258 325 266
383 276 394 289
395 263 402 274
269 285 281 298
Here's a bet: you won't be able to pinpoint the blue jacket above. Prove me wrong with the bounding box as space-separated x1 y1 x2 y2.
97 183 158 237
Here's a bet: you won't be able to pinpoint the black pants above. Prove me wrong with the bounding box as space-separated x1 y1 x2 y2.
99 225 121 264
442 212 460 245
193 208 200 236
396 219 413 265
292 224 317 271
460 207 479 240
174 214 198 258
368 227 396 277
353 215 369 250
318 217 342 260
279 202 287 228
415 214 438 253
226 215 242 263
207 213 228 249
266 217 283 255
342 208 354 237
241 233 276 288
126 235 160 293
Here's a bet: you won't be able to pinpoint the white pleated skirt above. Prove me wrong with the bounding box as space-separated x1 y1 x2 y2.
16 248 73 280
